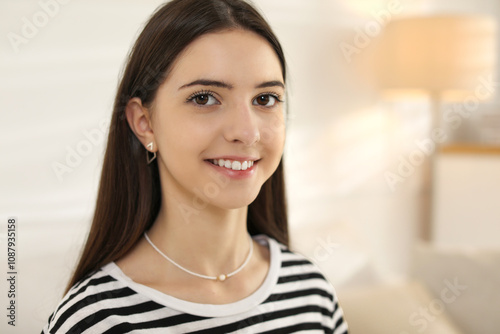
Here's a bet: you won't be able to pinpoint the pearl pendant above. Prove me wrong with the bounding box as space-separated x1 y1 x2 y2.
218 274 226 282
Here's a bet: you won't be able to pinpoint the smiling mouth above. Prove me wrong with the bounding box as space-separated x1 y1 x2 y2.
206 158 257 171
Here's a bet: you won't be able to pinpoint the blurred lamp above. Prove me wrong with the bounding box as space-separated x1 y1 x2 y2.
377 15 497 240
378 15 496 97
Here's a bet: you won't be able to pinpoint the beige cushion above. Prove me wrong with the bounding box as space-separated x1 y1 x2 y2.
337 281 464 334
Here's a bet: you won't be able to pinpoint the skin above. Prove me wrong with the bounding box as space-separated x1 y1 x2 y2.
119 29 286 303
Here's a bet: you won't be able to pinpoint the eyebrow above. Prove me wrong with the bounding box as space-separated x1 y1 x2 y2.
179 79 285 90
255 80 285 89
179 79 233 90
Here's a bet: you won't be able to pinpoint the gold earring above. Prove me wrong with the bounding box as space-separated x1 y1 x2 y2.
146 142 156 164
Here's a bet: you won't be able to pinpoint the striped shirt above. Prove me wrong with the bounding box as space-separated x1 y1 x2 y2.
42 235 348 333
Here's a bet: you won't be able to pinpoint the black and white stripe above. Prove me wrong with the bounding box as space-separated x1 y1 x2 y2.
42 236 348 333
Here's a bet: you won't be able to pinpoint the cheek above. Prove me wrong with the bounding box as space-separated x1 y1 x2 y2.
157 112 211 155
260 113 286 154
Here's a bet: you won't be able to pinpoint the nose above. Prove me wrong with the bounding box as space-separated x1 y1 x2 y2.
223 103 260 146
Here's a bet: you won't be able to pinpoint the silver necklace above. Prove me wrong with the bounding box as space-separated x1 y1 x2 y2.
143 232 253 282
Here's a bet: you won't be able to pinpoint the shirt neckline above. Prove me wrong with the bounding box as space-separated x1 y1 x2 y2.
103 234 281 317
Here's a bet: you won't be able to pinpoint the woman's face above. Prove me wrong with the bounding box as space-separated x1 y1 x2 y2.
150 29 286 211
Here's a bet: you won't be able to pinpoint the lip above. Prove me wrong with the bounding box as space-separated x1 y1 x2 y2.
204 157 259 179
207 155 259 162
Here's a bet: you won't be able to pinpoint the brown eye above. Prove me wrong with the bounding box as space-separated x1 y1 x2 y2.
256 95 270 106
187 92 218 106
253 94 279 107
195 95 209 105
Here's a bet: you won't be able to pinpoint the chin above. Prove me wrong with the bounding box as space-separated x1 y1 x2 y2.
210 189 261 210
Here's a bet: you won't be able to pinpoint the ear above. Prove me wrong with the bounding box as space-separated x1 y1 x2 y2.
125 97 156 152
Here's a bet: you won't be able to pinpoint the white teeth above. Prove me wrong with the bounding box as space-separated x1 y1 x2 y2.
232 161 241 170
209 158 256 171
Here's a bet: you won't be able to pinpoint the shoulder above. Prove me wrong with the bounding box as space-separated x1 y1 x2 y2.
270 238 349 332
274 239 335 294
41 264 143 334
255 234 338 299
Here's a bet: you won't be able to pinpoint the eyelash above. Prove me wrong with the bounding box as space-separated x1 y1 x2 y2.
258 91 283 103
186 90 216 103
185 90 284 106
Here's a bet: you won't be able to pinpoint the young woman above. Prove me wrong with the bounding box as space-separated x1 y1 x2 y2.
43 0 348 333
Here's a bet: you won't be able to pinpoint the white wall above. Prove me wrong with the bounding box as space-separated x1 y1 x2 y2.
433 154 500 247
0 0 498 333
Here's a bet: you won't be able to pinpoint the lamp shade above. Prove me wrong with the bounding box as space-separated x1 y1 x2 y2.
377 15 497 93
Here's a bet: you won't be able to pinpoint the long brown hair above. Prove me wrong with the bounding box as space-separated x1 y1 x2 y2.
66 0 288 292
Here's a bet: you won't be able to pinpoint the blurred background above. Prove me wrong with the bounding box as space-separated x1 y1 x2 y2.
1 0 499 333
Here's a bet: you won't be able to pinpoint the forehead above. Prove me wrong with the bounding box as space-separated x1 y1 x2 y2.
165 29 284 88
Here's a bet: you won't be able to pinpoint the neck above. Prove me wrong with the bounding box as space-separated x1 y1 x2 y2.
147 195 251 277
